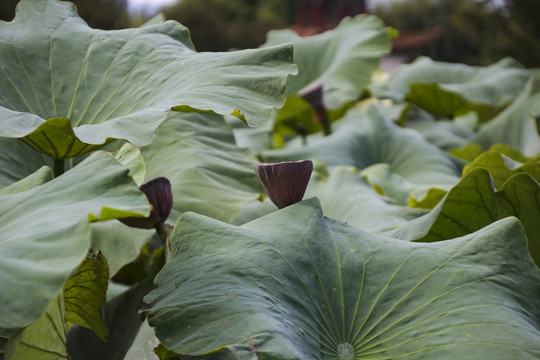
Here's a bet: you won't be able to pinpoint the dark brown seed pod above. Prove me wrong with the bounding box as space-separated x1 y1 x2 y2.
255 160 313 209
120 177 173 229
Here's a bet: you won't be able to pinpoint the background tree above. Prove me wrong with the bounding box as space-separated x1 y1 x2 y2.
162 0 296 51
373 0 540 67
0 0 130 29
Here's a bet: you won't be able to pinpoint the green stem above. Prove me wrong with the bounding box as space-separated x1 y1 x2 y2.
155 222 174 260
53 158 65 177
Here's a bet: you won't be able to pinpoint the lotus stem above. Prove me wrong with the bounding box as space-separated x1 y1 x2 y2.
53 158 65 177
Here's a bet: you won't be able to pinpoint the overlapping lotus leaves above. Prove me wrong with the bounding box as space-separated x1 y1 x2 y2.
0 166 53 195
0 137 53 188
263 107 460 202
5 293 67 360
66 273 157 360
0 0 296 159
449 142 485 162
401 109 475 151
264 15 391 109
6 251 110 359
462 150 540 188
113 143 146 186
144 198 540 359
409 145 540 210
0 151 150 331
393 169 540 267
384 57 533 122
140 112 264 222
306 166 427 233
474 76 540 156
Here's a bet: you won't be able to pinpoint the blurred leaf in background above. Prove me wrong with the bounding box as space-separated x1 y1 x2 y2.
0 0 130 29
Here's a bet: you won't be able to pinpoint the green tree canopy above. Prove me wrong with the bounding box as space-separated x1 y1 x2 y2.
373 0 540 67
0 0 130 28
163 0 296 51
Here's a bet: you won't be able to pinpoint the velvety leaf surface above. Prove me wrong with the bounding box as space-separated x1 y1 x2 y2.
306 166 427 233
140 112 263 223
0 166 53 195
263 107 460 202
89 222 153 277
0 0 295 158
5 294 67 360
462 150 540 188
64 251 109 341
474 76 540 156
0 137 53 188
114 143 146 186
67 270 158 360
384 57 532 122
403 111 475 151
264 15 391 109
0 151 149 331
144 198 540 359
393 169 540 266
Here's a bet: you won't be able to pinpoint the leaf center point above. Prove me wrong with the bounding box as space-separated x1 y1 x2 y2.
337 343 355 360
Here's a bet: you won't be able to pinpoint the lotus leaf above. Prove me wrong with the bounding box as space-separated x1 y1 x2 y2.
264 15 391 109
145 198 540 359
0 0 296 159
263 107 460 202
140 112 263 222
0 151 149 331
385 57 532 122
393 169 540 266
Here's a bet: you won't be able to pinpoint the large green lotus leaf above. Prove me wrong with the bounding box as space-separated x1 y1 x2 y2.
140 112 263 223
84 144 153 277
114 143 146 186
144 198 540 359
89 222 154 277
306 166 427 233
263 107 460 201
0 0 296 159
402 110 475 151
263 15 391 109
462 150 540 188
67 269 158 360
6 252 110 360
474 76 540 156
0 166 53 195
392 169 540 266
384 57 532 122
231 166 428 233
0 137 53 188
5 292 67 360
231 120 274 155
0 151 150 331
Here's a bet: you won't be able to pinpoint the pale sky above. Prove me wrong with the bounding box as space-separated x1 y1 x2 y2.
127 0 178 14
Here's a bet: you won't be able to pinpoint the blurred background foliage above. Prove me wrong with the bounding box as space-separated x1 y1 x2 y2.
0 0 539 67
161 0 296 51
372 0 540 67
0 0 131 28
